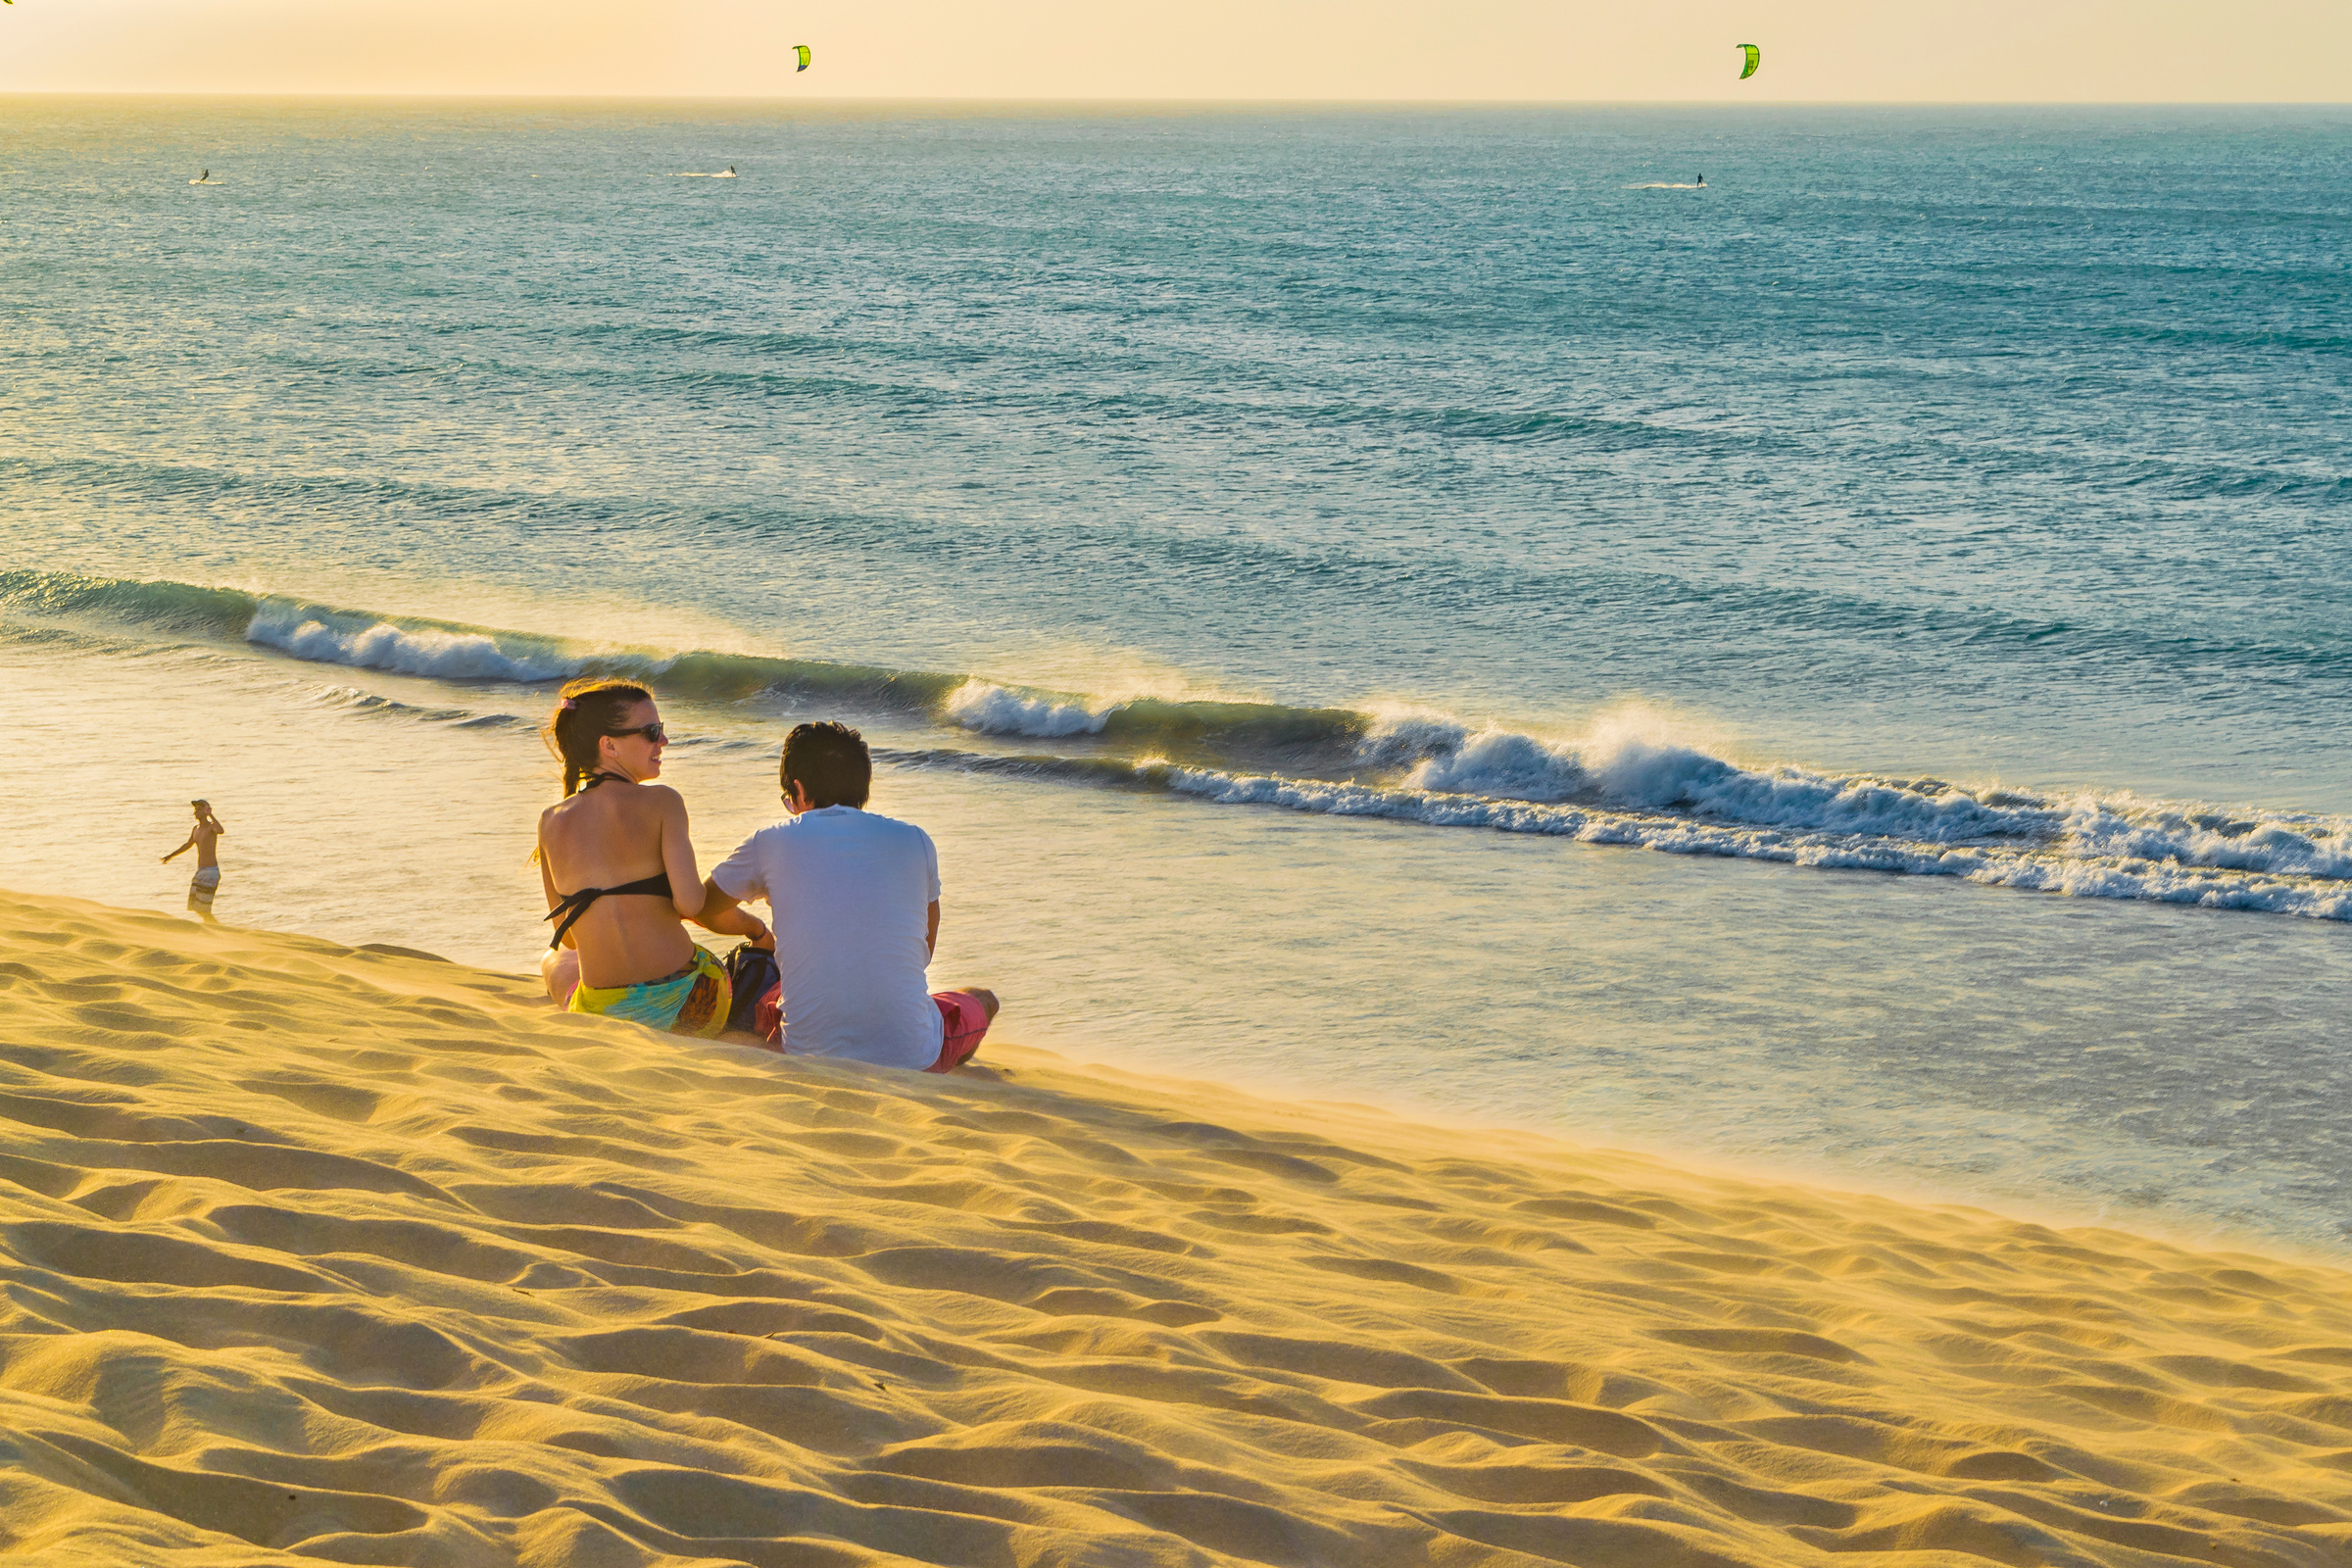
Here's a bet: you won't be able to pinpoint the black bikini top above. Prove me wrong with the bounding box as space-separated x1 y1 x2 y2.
545 872 674 949
544 773 673 949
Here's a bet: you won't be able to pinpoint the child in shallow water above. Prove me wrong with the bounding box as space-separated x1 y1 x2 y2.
534 679 770 1035
162 800 225 918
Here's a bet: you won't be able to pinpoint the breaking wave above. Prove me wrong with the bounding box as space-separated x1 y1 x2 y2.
10 567 2348 921
883 746 2352 922
944 678 1114 738
887 704 2352 923
250 604 576 683
1155 765 2352 920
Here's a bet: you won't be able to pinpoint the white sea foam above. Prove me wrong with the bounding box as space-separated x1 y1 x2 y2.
226 586 2351 919
1404 727 1586 801
1154 761 2352 920
944 678 1119 738
247 603 580 683
2059 799 2352 881
1361 706 2060 839
1351 707 1474 766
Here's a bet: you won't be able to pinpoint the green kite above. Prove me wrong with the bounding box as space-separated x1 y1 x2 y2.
795 44 811 72
1737 43 1760 79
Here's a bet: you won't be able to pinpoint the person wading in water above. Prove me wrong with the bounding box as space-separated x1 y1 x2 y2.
162 799 226 920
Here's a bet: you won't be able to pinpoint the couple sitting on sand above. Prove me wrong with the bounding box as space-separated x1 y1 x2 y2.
534 677 999 1072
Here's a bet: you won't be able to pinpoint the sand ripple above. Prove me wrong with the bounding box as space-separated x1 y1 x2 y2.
3 889 2350 1565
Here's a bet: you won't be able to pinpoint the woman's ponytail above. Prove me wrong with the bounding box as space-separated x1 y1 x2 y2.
543 678 654 797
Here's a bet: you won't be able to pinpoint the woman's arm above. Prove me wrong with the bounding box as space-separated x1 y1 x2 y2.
659 790 762 940
692 878 772 947
659 794 767 943
656 789 706 920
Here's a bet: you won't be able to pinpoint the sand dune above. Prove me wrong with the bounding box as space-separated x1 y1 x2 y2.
2 888 2349 1565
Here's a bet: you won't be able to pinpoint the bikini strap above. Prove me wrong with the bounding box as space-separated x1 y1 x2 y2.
545 889 600 950
544 871 675 949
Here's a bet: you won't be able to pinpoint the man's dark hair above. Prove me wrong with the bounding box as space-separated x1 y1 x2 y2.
781 721 871 809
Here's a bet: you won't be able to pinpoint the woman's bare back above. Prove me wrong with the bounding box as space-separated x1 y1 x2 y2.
539 783 694 989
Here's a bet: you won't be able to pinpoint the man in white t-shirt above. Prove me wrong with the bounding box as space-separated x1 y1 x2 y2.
702 721 999 1071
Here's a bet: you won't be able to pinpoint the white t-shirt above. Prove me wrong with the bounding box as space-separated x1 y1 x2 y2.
710 807 943 1069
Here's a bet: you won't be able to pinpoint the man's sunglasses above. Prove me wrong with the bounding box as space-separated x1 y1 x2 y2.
612 722 668 745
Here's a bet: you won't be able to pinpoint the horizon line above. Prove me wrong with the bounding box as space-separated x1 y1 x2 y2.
5 91 2351 109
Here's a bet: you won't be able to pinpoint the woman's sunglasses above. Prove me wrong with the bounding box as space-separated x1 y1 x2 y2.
612 722 667 745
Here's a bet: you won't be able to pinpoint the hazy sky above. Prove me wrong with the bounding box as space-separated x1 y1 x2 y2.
5 0 2349 101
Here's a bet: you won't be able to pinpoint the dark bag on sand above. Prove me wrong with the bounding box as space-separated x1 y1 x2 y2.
723 943 781 1046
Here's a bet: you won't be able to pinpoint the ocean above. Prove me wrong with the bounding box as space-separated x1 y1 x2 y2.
4 99 2349 1250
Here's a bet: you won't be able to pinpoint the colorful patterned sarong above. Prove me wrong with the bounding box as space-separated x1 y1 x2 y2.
567 944 730 1039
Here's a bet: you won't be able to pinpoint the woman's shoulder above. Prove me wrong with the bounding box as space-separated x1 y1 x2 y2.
629 783 687 814
541 783 681 834
588 782 686 829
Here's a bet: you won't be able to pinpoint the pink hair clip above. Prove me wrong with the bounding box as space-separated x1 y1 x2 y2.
561 697 577 710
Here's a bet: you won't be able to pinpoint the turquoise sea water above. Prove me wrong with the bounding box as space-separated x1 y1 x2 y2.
5 101 2349 1248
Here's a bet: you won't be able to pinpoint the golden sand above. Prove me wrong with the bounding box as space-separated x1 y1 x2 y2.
2 886 2349 1566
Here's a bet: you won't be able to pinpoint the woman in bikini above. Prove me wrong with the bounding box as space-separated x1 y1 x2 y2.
537 678 770 1035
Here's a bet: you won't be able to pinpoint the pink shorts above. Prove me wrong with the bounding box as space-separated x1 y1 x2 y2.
748 984 990 1070
930 991 992 1072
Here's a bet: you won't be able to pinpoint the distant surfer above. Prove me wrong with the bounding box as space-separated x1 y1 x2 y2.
726 165 736 175
163 799 226 919
1696 173 1705 187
